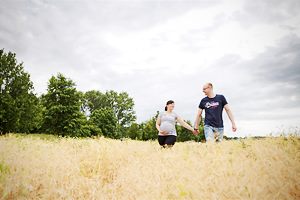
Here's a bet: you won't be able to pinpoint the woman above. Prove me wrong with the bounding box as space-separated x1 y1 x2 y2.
156 100 195 148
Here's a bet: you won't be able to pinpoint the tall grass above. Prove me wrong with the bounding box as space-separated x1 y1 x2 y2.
0 134 299 199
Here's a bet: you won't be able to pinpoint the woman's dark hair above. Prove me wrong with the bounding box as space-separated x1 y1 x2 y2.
165 100 174 111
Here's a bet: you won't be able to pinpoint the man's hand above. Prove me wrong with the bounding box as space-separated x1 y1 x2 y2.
232 124 237 132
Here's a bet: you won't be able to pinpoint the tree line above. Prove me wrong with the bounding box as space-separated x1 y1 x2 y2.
0 49 204 141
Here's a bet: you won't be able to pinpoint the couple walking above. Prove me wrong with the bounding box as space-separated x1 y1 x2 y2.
156 83 237 147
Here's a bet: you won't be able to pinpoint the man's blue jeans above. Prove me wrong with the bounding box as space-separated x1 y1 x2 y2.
204 125 224 142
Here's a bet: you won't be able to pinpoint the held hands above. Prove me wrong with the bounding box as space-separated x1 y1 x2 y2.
192 129 199 136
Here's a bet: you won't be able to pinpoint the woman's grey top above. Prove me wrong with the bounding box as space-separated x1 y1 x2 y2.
158 112 178 136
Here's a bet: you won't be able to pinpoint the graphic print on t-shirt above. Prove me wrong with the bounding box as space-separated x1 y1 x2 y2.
205 101 219 109
199 94 228 128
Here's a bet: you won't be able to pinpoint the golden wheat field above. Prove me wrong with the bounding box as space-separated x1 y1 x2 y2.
0 134 299 200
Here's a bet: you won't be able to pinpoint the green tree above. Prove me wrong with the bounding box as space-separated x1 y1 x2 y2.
109 91 136 127
126 122 143 140
85 90 136 127
83 90 107 113
41 73 89 137
89 107 118 138
0 49 41 134
142 111 159 140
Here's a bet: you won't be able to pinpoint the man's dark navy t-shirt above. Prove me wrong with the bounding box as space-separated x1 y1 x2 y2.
199 94 228 128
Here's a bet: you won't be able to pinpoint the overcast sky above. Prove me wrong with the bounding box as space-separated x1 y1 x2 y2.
1 0 300 137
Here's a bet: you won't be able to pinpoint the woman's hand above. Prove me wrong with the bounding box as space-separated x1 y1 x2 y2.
159 130 168 135
192 129 199 135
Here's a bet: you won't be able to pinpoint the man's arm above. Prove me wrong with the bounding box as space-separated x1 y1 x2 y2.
224 104 237 132
194 108 203 134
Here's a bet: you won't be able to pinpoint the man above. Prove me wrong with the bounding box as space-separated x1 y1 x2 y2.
194 83 237 142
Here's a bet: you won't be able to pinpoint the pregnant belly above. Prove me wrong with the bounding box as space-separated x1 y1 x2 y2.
160 122 175 133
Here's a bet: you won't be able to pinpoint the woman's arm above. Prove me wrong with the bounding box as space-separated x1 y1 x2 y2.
156 117 161 132
177 117 194 132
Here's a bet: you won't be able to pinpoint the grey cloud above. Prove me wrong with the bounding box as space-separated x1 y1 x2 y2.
40 0 219 32
237 34 300 109
232 0 300 27
250 35 300 87
179 13 228 52
0 0 220 95
230 36 300 120
181 34 300 124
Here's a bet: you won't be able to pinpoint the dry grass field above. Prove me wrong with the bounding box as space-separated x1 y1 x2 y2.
0 134 299 200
